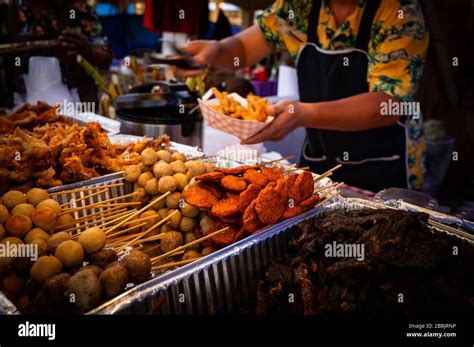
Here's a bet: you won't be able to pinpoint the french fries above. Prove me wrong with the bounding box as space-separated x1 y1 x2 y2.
209 87 269 122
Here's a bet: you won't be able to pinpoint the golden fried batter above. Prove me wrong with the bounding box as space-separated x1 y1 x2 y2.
261 166 284 182
221 175 247 192
238 184 261 213
286 174 300 203
243 200 262 233
255 185 285 224
194 172 224 183
211 197 240 217
215 165 260 175
295 171 314 201
243 169 268 188
183 186 218 208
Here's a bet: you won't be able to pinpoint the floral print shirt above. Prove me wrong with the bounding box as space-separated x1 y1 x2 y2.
257 0 429 190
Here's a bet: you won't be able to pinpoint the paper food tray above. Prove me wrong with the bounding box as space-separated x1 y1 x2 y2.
198 93 274 140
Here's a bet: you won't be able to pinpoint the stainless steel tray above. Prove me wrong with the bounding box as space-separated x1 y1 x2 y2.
87 206 325 314
88 197 474 314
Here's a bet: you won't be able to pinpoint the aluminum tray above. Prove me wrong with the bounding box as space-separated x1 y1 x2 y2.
87 197 473 314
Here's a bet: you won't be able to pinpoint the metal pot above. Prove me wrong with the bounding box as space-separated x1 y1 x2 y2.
115 81 203 147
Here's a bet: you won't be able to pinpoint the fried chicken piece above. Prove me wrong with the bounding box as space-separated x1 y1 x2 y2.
243 169 268 188
211 223 239 247
282 195 321 219
282 205 306 219
239 184 261 213
275 178 289 204
221 175 247 191
183 186 218 208
261 166 284 182
300 194 321 208
201 182 225 199
194 172 224 183
286 174 300 203
255 185 285 225
219 214 242 225
295 171 314 201
243 200 263 233
211 197 240 217
60 155 98 182
233 228 248 243
215 165 260 175
35 167 63 187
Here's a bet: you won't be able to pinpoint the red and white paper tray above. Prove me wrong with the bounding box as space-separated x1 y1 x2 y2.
198 89 274 140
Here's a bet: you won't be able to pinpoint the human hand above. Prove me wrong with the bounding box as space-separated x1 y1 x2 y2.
174 40 220 77
241 99 304 144
59 28 89 54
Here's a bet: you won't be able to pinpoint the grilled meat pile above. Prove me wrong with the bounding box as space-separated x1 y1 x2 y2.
252 209 474 315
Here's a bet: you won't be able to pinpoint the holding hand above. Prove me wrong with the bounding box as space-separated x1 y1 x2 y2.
241 99 304 145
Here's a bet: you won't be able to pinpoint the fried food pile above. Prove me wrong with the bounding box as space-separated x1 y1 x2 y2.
251 210 474 315
0 102 169 191
210 88 270 122
183 165 320 248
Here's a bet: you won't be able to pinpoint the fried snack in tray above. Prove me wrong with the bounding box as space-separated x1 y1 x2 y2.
183 186 218 209
261 166 284 182
183 164 327 251
211 197 240 218
215 165 260 175
255 184 286 225
239 184 261 213
243 169 268 188
194 171 224 183
221 175 247 192
0 102 170 191
209 88 269 122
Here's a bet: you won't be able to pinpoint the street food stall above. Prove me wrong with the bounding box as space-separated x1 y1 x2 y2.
0 0 473 345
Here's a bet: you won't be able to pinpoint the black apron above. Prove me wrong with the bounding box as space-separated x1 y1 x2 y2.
297 0 408 192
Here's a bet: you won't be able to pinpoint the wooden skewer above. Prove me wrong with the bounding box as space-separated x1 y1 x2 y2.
49 182 124 196
428 220 474 241
69 209 137 236
61 191 139 214
263 155 295 165
285 166 310 173
54 206 127 231
105 192 171 235
116 210 179 252
313 164 342 185
107 232 146 247
59 201 141 215
151 258 198 271
59 188 109 207
106 213 161 238
65 209 131 235
143 244 162 255
151 227 229 264
106 220 153 240
313 181 341 193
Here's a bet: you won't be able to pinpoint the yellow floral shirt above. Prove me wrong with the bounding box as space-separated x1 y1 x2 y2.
257 0 429 190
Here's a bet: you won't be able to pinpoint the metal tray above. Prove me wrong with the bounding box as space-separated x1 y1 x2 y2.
87 206 326 314
87 197 474 314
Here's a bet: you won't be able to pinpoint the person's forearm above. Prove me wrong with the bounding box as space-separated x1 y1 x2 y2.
212 25 273 71
298 92 401 131
211 37 247 71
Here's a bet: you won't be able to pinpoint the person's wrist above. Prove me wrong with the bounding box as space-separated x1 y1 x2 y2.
295 102 307 127
209 40 220 64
